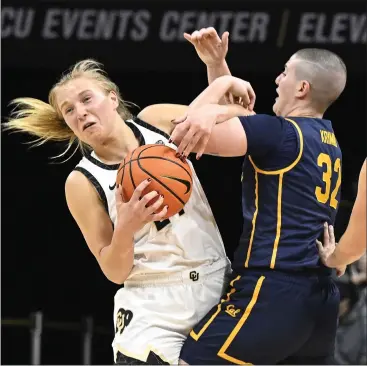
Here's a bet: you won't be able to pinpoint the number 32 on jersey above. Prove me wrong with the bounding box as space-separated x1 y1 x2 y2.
315 153 342 209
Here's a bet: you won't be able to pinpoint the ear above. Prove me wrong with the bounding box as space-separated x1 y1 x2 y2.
109 90 119 110
296 80 311 98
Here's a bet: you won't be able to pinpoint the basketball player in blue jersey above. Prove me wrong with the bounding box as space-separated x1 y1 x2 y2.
171 28 348 364
4 60 254 364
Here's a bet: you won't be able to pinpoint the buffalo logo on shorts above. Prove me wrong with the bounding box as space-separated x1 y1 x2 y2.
115 308 133 335
189 271 199 282
155 140 165 145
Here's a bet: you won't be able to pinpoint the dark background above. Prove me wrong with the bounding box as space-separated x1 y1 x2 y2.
1 0 366 364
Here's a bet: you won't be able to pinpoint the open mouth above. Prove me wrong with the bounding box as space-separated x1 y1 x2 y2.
83 122 96 131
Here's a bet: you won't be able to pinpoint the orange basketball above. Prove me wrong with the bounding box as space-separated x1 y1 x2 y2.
116 144 193 219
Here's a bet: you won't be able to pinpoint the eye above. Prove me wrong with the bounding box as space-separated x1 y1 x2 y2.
282 72 287 77
65 107 73 114
83 96 91 103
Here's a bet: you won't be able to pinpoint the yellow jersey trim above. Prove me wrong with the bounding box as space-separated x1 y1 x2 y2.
248 118 304 175
217 276 265 364
190 276 241 341
244 118 303 269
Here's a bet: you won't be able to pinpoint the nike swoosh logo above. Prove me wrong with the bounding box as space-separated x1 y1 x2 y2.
109 182 116 190
162 175 191 194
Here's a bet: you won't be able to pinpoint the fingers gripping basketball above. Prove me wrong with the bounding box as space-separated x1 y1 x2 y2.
116 145 193 219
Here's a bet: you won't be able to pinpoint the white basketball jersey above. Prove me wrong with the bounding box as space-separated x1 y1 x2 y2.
75 118 229 280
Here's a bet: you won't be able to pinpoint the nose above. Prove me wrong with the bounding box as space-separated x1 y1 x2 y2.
275 74 281 85
76 104 87 121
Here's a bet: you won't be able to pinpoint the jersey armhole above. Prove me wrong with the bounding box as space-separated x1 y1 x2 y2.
249 118 304 175
74 167 109 213
131 117 171 140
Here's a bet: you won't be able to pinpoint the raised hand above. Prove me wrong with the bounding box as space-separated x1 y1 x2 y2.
184 27 229 67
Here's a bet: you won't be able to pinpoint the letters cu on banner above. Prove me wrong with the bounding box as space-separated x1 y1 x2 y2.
1 1 366 72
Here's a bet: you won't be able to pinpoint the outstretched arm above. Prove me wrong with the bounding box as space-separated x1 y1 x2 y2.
137 75 255 141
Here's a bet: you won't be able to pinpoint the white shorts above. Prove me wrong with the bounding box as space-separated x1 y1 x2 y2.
112 259 230 364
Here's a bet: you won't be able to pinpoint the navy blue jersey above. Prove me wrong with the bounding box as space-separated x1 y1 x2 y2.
233 115 342 273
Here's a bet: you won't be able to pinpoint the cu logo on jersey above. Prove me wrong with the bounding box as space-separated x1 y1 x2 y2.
189 271 199 282
155 140 165 145
115 308 133 335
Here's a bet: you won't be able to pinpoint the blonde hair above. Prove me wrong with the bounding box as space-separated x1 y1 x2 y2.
4 59 134 160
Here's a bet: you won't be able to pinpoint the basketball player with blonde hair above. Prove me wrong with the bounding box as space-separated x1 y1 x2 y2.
4 59 255 365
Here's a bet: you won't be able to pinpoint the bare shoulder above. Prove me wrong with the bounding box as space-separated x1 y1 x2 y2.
65 169 91 195
65 169 100 209
137 103 188 135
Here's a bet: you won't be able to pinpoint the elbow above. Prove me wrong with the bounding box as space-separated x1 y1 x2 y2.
107 276 125 285
104 263 133 285
105 276 123 285
98 251 134 285
355 243 367 260
98 240 135 284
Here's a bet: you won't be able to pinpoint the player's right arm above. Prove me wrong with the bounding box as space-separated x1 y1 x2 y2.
65 171 167 284
171 105 284 159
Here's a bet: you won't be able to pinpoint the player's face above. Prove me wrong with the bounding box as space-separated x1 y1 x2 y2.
273 56 300 116
56 77 119 145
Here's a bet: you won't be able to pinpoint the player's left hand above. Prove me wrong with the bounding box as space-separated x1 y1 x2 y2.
316 223 336 263
170 104 218 159
316 223 346 277
184 27 229 67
